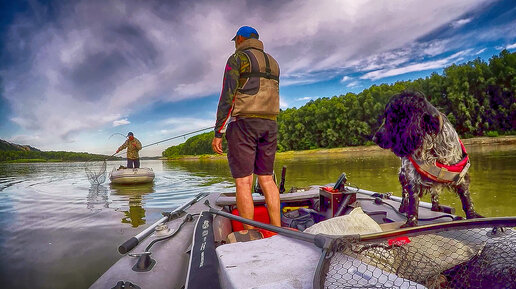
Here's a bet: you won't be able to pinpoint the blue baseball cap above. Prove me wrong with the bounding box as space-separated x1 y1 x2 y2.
127 132 134 137
231 26 259 41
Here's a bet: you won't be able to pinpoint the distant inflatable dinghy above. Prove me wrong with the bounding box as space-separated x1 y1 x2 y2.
109 167 155 184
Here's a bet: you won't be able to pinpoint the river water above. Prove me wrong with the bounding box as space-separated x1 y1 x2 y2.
0 145 515 288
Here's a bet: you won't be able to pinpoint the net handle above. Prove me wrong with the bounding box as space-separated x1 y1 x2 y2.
359 217 516 241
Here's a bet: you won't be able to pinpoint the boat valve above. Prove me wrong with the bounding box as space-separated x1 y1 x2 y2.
154 224 171 237
132 252 156 272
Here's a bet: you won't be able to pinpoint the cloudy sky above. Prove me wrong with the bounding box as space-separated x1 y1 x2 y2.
0 0 515 157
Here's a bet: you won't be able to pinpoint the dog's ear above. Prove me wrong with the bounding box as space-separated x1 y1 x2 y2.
422 113 440 134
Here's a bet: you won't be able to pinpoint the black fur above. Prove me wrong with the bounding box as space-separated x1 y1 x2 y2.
374 91 440 158
374 91 482 227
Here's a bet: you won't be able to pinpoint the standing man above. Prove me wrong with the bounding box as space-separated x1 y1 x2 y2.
212 26 281 228
116 132 142 169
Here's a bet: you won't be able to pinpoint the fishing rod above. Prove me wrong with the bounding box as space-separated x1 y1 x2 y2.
111 126 215 152
141 126 215 149
107 126 214 159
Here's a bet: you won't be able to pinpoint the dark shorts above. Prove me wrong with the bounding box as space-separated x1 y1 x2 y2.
225 118 277 178
127 159 140 169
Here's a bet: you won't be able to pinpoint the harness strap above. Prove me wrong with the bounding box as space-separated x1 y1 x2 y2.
239 72 279 81
409 139 470 183
240 48 279 81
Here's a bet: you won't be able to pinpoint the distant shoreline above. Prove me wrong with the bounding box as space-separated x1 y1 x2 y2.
3 136 514 163
163 135 516 161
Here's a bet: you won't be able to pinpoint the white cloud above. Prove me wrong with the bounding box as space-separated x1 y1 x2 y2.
360 50 469 80
1 0 495 151
346 81 360 88
340 76 351 82
451 18 472 28
279 97 288 109
160 117 214 132
113 118 130 127
475 48 487 55
507 43 516 49
422 40 449 57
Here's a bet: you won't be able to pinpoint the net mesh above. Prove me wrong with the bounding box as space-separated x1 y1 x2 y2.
85 159 107 185
319 223 516 289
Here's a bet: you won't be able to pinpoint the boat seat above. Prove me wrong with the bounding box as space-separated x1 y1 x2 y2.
215 188 320 206
216 234 426 289
216 235 320 289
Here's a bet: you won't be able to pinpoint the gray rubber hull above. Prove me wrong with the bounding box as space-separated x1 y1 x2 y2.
90 193 220 289
109 168 155 184
89 187 472 289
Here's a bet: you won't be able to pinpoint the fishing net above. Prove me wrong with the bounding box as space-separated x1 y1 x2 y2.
85 159 107 185
87 184 109 210
315 219 516 289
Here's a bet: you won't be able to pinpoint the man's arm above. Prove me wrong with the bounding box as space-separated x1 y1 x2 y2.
214 54 242 138
212 137 223 155
116 140 128 153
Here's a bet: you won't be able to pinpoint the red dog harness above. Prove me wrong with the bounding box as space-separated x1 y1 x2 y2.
408 139 470 183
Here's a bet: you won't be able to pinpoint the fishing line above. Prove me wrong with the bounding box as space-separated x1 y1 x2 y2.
140 126 215 149
108 132 127 140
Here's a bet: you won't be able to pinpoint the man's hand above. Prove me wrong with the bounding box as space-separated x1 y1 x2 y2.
212 137 223 154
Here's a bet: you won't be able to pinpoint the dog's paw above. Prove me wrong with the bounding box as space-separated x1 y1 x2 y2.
400 219 418 228
466 211 484 219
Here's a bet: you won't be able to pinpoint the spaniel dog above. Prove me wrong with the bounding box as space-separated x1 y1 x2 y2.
373 91 482 227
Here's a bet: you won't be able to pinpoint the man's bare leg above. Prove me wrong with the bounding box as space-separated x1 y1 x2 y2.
235 174 254 230
258 174 281 227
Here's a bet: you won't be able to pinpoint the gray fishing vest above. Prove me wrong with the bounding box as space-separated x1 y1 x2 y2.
232 39 280 117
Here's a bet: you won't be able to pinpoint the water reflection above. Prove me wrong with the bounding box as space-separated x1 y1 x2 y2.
110 183 155 227
87 184 109 211
163 146 516 217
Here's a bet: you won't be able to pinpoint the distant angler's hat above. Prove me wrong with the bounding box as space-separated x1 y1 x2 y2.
231 26 259 41
127 132 134 137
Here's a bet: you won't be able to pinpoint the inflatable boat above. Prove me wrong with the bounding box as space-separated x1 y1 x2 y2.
109 167 155 185
91 172 516 289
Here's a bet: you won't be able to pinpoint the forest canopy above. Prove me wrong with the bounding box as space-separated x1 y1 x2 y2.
0 150 117 162
160 50 515 157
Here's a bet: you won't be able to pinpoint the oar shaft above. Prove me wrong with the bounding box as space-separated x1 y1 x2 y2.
118 193 208 254
119 215 169 254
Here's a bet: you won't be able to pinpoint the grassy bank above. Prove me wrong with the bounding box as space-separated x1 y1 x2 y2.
163 135 516 161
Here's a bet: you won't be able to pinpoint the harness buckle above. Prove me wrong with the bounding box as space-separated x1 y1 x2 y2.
457 161 471 182
437 166 448 179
